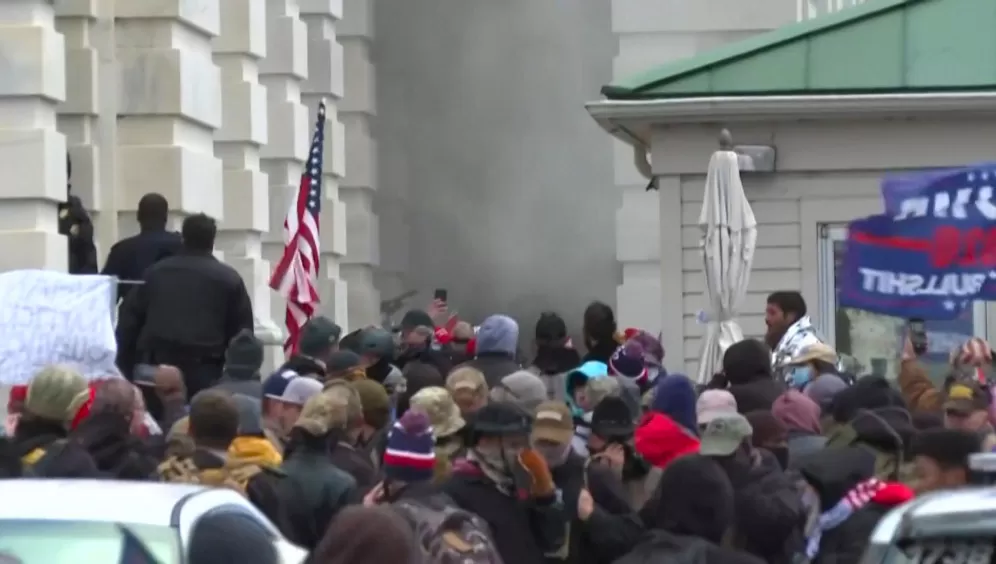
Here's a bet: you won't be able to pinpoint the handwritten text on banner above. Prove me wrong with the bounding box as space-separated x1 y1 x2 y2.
0 271 118 385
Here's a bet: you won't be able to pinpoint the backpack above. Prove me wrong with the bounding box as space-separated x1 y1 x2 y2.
157 457 261 496
21 439 69 468
394 497 504 564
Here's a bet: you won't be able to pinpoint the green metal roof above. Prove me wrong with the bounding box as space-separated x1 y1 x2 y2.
603 0 996 100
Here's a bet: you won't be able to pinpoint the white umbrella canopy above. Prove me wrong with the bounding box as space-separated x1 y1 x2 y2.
695 136 757 384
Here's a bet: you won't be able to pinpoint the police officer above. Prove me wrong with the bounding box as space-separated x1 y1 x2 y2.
116 213 255 402
102 193 182 302
60 154 98 274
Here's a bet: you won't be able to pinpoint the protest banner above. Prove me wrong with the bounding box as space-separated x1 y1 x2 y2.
0 270 118 386
840 163 996 319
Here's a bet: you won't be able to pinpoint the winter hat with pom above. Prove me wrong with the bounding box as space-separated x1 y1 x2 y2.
383 408 436 483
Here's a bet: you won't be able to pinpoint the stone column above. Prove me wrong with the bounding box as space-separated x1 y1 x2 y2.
55 0 102 259
213 0 282 370
260 0 308 359
115 1 223 238
0 1 68 272
300 0 349 331
339 0 380 328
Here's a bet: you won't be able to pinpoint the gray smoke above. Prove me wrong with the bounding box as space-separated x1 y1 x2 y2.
374 0 619 342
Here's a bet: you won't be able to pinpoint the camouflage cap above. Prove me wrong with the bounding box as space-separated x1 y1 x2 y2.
25 364 88 424
294 391 349 436
323 379 363 424
410 386 465 438
446 367 488 396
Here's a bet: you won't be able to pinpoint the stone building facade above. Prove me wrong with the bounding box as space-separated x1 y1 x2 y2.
2 0 868 371
0 0 379 368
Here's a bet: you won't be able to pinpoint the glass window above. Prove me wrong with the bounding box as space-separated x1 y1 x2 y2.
0 520 180 564
819 225 986 384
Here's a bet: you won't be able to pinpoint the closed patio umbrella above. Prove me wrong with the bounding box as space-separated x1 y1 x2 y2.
695 131 757 384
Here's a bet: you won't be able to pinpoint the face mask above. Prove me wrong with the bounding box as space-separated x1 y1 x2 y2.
787 366 813 389
535 443 571 468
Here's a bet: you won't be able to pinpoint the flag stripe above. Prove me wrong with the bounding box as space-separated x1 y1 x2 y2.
269 102 327 355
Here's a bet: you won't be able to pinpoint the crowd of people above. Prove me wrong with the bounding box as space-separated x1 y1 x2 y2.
5 193 996 563
3 287 996 563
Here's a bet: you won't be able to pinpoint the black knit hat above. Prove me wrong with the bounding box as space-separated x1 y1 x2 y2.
591 396 635 439
225 329 264 378
471 401 532 437
721 339 772 385
400 309 435 332
535 311 568 345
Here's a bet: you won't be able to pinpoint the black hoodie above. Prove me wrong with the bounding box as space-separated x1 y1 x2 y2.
722 340 784 413
798 446 890 564
828 406 915 481
610 454 764 564
70 412 159 480
717 449 804 564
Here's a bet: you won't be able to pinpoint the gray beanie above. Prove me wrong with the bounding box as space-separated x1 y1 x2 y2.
232 394 264 436
490 370 546 414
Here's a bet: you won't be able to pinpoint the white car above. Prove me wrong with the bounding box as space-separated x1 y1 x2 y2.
862 488 996 563
0 480 308 564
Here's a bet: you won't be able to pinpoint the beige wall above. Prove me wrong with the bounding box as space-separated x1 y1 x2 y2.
651 116 996 377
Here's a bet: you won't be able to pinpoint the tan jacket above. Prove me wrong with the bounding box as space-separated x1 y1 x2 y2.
897 359 943 413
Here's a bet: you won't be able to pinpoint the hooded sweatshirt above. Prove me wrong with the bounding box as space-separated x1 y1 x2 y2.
772 390 826 469
617 454 763 564
229 395 283 465
565 361 610 456
798 446 914 563
634 412 700 470
461 315 521 388
723 339 785 413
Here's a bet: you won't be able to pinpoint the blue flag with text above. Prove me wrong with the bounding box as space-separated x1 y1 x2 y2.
839 163 996 319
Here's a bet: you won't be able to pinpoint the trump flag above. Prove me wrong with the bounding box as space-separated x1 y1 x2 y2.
840 163 996 319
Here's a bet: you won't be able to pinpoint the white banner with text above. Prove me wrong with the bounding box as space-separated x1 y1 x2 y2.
0 270 118 385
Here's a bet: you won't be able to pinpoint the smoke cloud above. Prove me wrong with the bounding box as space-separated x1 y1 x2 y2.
374 0 619 342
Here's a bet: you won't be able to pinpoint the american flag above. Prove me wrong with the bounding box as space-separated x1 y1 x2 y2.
269 101 326 354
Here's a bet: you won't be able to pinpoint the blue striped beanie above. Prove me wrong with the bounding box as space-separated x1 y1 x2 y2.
383 409 436 482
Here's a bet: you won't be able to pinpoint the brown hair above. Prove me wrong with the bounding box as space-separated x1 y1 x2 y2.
188 390 239 450
91 379 138 419
312 506 416 564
